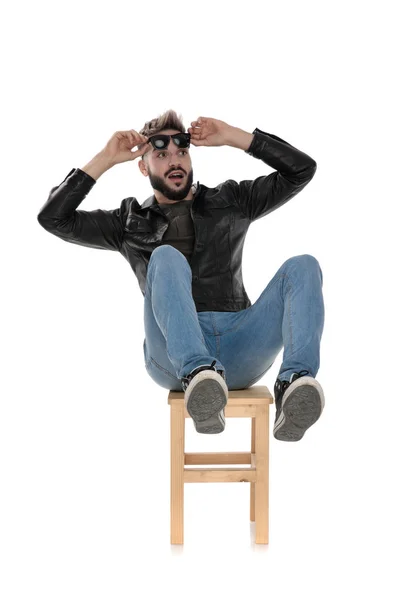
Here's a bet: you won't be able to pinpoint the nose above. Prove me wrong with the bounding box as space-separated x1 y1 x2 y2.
167 146 185 168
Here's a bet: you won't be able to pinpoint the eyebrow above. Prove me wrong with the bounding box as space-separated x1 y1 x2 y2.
152 146 188 153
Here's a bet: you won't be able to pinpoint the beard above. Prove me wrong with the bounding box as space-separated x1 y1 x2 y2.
148 168 194 201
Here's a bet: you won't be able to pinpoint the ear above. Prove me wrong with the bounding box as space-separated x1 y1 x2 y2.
138 159 148 176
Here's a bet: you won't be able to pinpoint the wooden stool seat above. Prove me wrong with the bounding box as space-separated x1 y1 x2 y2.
168 385 274 544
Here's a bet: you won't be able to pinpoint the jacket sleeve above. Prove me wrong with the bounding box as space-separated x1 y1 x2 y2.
230 127 317 222
37 168 126 251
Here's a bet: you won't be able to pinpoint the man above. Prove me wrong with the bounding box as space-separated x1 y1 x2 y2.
37 109 325 441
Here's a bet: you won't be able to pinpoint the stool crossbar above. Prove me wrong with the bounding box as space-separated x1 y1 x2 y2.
167 385 274 544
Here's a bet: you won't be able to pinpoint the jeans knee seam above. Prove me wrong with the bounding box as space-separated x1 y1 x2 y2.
279 272 294 356
288 282 294 355
148 356 179 381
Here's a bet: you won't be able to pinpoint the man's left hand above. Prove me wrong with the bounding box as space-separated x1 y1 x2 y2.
187 117 234 147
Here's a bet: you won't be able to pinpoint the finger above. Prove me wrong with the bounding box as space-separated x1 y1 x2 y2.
130 147 142 159
136 142 149 152
132 134 148 148
135 131 148 142
124 131 134 145
131 144 150 159
128 128 144 137
130 129 148 142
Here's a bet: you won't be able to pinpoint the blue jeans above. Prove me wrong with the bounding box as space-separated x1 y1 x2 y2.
143 245 324 391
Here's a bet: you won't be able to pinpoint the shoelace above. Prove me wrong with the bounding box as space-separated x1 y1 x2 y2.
290 369 310 383
181 359 222 390
276 369 310 394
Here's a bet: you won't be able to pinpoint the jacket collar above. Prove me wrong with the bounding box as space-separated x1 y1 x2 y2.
138 181 202 211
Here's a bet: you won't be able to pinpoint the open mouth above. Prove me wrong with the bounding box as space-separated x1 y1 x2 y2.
168 172 185 182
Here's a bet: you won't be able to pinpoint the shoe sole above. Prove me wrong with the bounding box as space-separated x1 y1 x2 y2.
273 377 325 441
184 370 228 434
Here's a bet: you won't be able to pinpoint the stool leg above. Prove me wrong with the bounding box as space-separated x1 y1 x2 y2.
250 417 255 522
255 405 269 544
170 404 185 544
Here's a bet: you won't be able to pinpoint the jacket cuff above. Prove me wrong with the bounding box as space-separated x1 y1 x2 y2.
245 127 272 157
38 168 97 220
60 167 97 187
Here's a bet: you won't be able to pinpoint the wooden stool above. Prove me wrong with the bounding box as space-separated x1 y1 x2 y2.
168 385 274 544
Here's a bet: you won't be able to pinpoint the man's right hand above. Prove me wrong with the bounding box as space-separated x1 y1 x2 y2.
100 129 152 167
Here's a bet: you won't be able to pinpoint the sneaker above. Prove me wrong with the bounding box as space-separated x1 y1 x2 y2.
181 360 228 434
273 370 325 441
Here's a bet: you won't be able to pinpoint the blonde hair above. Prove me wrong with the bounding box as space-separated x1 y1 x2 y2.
138 109 186 161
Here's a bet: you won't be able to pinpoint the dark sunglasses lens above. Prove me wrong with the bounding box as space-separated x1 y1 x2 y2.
153 136 168 149
172 134 190 147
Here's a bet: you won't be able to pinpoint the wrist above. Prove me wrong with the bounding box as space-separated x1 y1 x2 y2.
81 152 113 181
225 127 254 151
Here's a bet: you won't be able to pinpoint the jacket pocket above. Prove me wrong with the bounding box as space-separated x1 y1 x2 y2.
124 215 153 233
205 195 233 209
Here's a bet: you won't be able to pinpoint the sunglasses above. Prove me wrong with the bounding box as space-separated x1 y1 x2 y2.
146 132 191 151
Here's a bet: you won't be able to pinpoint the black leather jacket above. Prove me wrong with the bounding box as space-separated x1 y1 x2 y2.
37 127 316 312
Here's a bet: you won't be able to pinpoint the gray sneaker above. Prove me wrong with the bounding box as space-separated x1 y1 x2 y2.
181 360 228 434
273 370 325 441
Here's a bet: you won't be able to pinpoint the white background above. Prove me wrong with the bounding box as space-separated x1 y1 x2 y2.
1 0 399 598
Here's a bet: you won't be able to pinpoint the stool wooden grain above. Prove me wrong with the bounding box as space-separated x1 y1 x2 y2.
168 385 274 544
